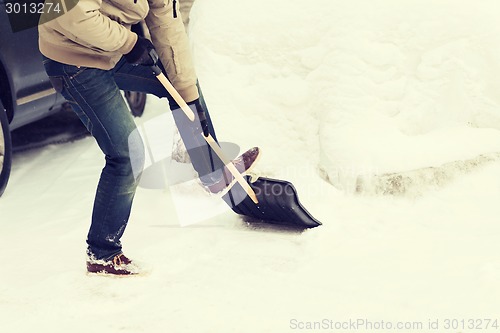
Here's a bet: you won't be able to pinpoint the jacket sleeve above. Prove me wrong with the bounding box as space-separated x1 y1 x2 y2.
55 0 137 54
145 0 199 102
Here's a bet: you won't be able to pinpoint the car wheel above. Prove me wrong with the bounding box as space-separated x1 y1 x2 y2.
0 102 12 197
125 91 147 117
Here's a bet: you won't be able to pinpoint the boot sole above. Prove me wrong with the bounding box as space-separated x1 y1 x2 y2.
86 269 151 278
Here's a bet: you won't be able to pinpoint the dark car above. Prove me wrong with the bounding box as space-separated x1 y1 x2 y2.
0 8 147 196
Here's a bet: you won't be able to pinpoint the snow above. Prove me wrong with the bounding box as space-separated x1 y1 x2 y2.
2 0 500 332
191 0 500 192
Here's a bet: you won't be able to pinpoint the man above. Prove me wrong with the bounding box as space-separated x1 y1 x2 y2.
38 0 260 276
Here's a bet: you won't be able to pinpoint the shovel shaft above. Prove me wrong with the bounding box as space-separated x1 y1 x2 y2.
202 133 259 204
156 72 259 204
156 72 195 121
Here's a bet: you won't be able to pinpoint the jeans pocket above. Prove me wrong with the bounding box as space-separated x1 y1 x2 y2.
63 65 88 80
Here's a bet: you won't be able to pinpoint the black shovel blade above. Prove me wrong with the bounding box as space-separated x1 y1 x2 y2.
222 176 322 228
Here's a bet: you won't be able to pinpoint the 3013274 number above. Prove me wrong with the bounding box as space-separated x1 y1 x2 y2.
5 2 61 14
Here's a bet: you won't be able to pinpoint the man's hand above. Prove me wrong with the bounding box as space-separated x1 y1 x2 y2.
124 36 157 66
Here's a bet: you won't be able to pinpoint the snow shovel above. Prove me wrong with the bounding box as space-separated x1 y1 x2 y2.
151 66 259 204
221 176 321 228
152 63 322 229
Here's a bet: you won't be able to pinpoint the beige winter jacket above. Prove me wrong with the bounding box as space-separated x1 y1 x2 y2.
38 0 199 102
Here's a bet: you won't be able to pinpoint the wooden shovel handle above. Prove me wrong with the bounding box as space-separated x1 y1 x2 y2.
156 72 195 121
156 72 259 204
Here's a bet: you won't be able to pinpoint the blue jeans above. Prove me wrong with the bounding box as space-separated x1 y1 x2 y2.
43 57 223 260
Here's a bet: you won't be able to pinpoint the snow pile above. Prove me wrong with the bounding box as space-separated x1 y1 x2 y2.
190 0 500 194
189 0 323 178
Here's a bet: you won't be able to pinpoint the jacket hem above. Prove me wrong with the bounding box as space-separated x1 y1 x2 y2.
177 85 199 103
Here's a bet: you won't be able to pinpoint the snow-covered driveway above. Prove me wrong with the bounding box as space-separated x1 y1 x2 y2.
2 0 500 332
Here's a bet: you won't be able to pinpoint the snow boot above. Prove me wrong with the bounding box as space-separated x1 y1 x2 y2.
204 146 261 194
86 253 141 276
